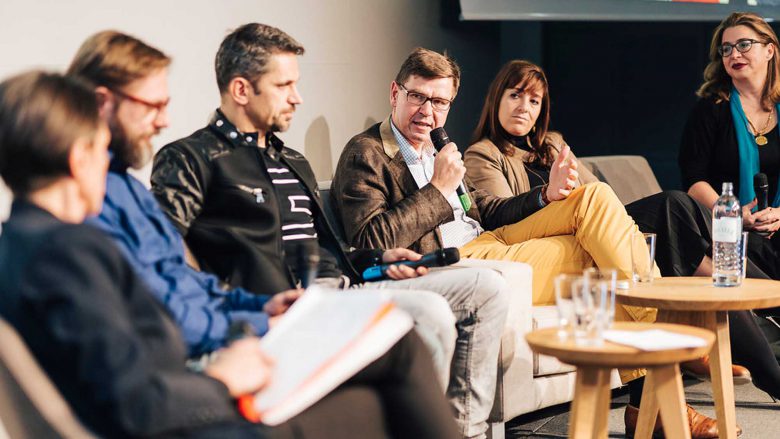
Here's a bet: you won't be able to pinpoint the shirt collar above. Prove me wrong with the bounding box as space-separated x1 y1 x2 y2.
209 109 285 151
389 118 435 165
108 150 128 174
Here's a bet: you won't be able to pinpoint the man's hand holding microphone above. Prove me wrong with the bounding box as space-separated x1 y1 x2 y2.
430 140 466 198
429 127 472 211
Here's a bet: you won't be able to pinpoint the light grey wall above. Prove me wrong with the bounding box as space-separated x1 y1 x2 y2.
0 0 500 223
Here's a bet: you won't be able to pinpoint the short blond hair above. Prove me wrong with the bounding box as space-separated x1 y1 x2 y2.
67 30 171 89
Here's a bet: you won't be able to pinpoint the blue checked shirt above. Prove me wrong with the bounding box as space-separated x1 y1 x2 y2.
390 121 482 248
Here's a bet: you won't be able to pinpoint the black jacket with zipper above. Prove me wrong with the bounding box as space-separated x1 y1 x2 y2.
151 111 381 295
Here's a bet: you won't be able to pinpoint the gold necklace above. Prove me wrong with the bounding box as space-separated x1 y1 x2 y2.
746 110 773 146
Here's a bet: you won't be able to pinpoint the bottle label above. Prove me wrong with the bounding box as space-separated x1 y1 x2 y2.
713 217 741 243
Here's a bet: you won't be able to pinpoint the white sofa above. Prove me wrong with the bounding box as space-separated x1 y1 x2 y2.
319 154 664 439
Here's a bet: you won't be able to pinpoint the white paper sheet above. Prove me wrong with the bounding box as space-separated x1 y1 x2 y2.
603 329 707 351
251 286 413 425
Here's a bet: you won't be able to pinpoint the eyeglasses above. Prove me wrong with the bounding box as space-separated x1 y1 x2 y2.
110 87 170 117
397 83 452 111
717 39 768 57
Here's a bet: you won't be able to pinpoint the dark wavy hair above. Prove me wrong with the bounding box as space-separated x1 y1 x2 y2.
698 12 780 107
472 60 552 165
215 23 304 93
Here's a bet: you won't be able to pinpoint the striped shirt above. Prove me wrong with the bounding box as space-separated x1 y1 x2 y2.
257 148 322 274
390 121 482 248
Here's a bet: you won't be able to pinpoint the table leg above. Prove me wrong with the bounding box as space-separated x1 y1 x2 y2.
657 310 738 439
634 367 658 439
706 311 738 439
569 366 612 439
593 369 613 438
654 364 691 439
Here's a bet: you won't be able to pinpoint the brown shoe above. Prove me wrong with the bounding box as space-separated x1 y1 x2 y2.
681 355 752 386
623 404 742 438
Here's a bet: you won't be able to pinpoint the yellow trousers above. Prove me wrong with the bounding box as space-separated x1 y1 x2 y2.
460 182 659 382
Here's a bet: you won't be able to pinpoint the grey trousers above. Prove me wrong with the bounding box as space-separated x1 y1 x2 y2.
357 267 509 439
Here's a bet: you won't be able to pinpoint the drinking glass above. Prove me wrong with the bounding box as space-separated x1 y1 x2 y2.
583 268 617 329
631 231 656 284
740 231 749 281
571 277 606 346
554 274 580 340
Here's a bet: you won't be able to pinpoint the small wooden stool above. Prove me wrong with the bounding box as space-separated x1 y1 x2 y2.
526 322 714 439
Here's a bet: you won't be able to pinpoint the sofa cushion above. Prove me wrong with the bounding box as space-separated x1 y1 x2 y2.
580 155 662 205
531 306 576 377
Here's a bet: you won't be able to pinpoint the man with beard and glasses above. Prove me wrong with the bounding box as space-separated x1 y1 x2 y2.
66 30 288 357
150 23 510 439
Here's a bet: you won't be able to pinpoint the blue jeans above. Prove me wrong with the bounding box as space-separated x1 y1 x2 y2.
358 267 509 439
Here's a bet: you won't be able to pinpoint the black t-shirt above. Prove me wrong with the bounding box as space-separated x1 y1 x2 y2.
510 136 551 187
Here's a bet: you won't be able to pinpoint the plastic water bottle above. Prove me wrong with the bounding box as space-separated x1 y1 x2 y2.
712 182 742 287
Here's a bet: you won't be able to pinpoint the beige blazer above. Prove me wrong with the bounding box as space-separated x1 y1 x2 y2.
464 134 598 198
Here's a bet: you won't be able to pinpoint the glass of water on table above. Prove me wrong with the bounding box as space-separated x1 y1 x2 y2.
554 274 580 340
583 268 617 330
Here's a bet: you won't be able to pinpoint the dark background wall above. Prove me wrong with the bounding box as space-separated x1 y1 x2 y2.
542 21 714 190
440 4 780 190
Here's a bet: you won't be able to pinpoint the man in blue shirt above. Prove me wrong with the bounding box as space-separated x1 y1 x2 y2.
65 31 296 358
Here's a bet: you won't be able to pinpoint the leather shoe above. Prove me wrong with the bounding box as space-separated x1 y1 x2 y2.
681 355 752 386
624 403 742 438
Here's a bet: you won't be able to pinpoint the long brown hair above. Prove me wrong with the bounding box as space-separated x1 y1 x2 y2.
698 12 780 107
472 60 552 165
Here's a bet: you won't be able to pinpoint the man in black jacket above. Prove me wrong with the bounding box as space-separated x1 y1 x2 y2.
152 23 509 439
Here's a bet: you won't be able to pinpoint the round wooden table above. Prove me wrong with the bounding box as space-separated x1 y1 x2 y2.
526 322 714 439
617 277 780 439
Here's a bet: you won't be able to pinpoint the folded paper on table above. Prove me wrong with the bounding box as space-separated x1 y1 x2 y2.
604 329 707 351
242 286 413 426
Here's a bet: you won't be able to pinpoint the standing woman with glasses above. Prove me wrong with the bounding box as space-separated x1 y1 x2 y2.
680 12 780 280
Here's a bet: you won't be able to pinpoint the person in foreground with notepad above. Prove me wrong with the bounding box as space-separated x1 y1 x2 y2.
151 24 510 439
0 71 458 438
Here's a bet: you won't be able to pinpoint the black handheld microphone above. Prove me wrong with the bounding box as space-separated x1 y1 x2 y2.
297 246 320 289
430 127 472 211
362 247 460 281
755 172 769 211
